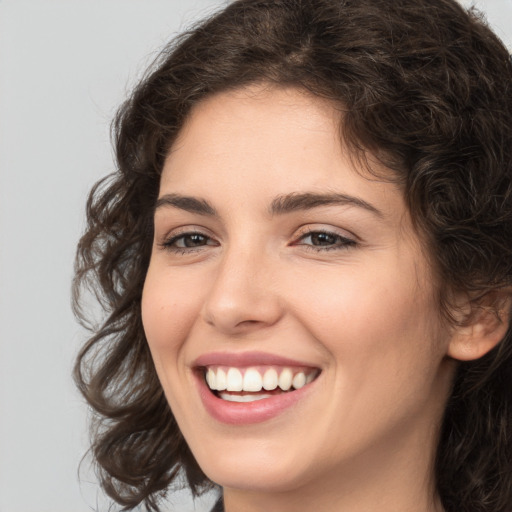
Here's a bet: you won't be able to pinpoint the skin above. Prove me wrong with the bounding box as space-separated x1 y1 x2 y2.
141 85 494 512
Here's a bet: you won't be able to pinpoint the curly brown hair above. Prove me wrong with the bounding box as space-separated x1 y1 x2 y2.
73 0 512 510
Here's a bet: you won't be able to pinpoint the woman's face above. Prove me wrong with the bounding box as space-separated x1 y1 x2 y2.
142 86 455 498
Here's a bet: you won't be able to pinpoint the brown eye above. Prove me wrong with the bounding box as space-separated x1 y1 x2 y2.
296 230 356 251
178 234 209 247
163 232 219 251
309 232 338 246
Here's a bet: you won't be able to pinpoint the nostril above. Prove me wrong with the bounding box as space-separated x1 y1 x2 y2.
200 269 283 333
236 319 261 327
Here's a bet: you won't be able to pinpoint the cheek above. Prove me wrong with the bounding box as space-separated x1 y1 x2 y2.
141 265 202 357
141 265 206 423
284 261 448 449
285 257 443 375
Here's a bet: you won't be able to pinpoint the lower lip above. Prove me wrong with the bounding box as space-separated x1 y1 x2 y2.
195 372 317 425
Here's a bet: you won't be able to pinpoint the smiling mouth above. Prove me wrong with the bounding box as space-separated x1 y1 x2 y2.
202 365 321 403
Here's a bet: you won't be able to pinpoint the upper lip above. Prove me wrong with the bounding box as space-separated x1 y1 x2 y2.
192 351 320 369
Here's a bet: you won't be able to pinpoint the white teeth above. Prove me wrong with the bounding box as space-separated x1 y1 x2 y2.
205 366 319 393
292 372 306 390
226 368 243 391
219 392 272 402
206 368 216 390
243 368 263 392
278 368 293 391
262 368 278 390
216 368 227 391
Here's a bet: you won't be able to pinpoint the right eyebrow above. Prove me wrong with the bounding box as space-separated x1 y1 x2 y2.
269 191 383 218
154 193 218 216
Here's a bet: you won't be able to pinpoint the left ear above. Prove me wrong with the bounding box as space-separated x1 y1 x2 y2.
447 288 512 361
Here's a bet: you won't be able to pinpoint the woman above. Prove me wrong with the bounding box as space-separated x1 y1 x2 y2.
73 0 512 511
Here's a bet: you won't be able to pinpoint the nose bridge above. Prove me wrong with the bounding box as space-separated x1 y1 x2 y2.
201 234 282 333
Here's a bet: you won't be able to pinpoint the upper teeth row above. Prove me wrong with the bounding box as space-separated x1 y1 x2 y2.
205 367 317 392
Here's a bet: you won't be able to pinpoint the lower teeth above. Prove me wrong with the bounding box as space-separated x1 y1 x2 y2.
218 392 274 403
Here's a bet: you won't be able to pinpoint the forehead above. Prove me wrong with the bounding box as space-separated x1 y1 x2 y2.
160 85 404 222
167 85 341 172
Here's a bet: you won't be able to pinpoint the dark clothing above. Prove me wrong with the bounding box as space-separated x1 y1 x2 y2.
211 496 224 512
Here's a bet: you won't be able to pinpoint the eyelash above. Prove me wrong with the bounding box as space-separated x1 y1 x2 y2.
160 228 356 254
293 228 357 252
160 231 218 254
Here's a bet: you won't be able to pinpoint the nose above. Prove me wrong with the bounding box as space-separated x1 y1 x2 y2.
201 245 283 335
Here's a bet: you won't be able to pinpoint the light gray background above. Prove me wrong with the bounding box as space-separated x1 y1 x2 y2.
0 1 510 511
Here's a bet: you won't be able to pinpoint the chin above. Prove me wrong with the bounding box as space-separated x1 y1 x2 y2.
191 439 313 492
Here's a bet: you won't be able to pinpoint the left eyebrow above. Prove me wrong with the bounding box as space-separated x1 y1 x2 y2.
269 192 383 217
154 193 218 216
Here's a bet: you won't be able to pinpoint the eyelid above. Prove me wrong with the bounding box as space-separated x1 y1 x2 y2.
157 224 213 240
157 225 220 250
294 224 358 242
290 225 358 252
